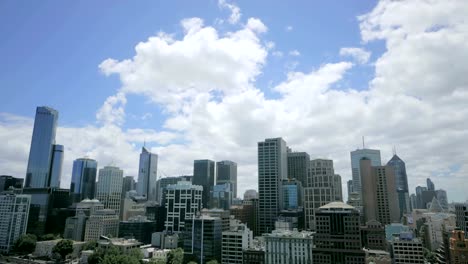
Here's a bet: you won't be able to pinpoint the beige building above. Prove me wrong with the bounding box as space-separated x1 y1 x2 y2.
450 229 468 264
84 209 119 241
360 158 400 225
96 166 123 217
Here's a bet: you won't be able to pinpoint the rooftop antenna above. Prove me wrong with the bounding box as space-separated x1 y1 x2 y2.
362 136 365 149
143 139 146 148
393 146 397 155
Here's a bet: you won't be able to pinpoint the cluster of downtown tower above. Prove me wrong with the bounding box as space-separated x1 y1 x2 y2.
1 106 467 264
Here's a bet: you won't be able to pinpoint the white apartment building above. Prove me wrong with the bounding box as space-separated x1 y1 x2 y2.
0 193 30 253
221 218 253 264
264 229 314 264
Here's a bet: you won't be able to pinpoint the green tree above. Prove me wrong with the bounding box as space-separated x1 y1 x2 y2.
149 258 167 264
52 239 74 261
39 234 58 241
206 260 219 264
13 234 37 255
82 240 98 251
101 254 140 264
167 248 184 264
187 261 198 264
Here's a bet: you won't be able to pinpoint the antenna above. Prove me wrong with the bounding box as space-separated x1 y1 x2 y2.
362 136 365 149
393 146 397 155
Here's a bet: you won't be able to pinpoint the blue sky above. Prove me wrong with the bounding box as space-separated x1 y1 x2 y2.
1 0 467 202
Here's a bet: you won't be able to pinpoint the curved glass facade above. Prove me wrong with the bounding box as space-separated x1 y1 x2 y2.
49 144 64 188
70 158 98 203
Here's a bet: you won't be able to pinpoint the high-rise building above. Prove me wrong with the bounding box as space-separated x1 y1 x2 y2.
84 209 119 241
281 179 302 210
63 198 104 241
427 178 435 191
258 137 287 235
387 154 410 216
25 106 62 188
210 183 232 210
163 181 203 232
415 186 428 209
49 144 64 188
119 215 157 244
96 166 124 216
313 202 365 263
0 193 31 253
455 203 468 238
193 159 215 208
0 175 24 191
304 159 342 230
410 194 417 211
350 148 381 199
216 160 237 198
122 176 136 196
156 175 192 203
450 229 468 264
347 179 354 196
390 233 424 264
264 229 314 264
221 218 253 264
70 158 98 203
137 147 158 201
287 152 310 187
184 215 222 263
360 158 400 225
436 189 448 211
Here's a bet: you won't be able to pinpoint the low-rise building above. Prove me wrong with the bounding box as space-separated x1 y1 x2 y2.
221 218 253 264
390 233 424 264
84 209 119 241
450 229 468 264
264 229 313 264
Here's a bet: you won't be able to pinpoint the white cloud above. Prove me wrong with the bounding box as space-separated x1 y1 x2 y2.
286 25 293 32
218 0 242 25
288 50 301 56
272 51 283 57
339 47 371 64
246 18 268 34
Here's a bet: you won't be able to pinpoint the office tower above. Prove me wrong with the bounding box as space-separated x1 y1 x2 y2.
25 106 62 188
137 147 158 201
157 175 192 203
427 178 435 191
360 158 400 225
313 202 365 263
221 218 253 264
96 166 124 216
84 209 119 241
421 190 437 209
436 189 448 210
63 199 104 241
70 158 98 203
410 194 416 211
282 179 302 210
287 152 310 186
455 203 468 238
304 159 342 230
163 181 203 232
201 208 231 231
0 193 30 253
450 229 468 263
244 189 258 200
49 144 63 188
350 148 381 198
184 215 222 263
387 154 410 216
216 160 237 198
0 175 24 191
119 215 157 244
122 176 136 196
193 159 215 208
415 186 427 209
258 137 288 235
361 220 387 250
264 229 313 264
390 233 424 264
121 195 146 221
211 183 232 210
347 179 354 196
23 187 71 236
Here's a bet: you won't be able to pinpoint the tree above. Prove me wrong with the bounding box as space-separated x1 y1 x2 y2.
52 239 74 261
101 254 140 264
82 240 98 251
148 259 166 264
187 262 198 264
206 260 219 264
167 248 184 264
13 234 37 255
39 234 58 241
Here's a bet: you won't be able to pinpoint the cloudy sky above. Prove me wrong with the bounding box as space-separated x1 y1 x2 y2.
1 0 467 202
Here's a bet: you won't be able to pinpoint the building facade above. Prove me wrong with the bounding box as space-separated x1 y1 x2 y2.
137 147 158 201
164 181 203 232
84 209 119 241
216 160 237 198
350 148 381 199
211 183 232 210
119 215 157 244
264 229 314 264
221 218 253 264
387 154 410 217
258 138 287 235
70 158 98 203
193 159 215 208
0 193 31 253
390 233 424 264
455 203 468 238
184 215 223 263
96 166 123 216
0 175 24 191
450 229 468 264
64 199 104 241
286 151 310 187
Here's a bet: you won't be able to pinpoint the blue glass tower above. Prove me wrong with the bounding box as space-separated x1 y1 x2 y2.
137 147 158 201
25 107 59 188
70 158 98 203
387 154 410 216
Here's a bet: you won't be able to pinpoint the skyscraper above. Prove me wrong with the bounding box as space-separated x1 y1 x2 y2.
193 159 215 208
258 137 287 235
25 106 62 188
70 158 98 203
137 147 158 201
347 179 354 196
49 144 64 188
287 152 310 187
427 178 435 191
360 158 400 225
387 154 410 216
350 148 381 198
164 181 203 232
122 176 136 197
96 166 124 216
216 160 237 198
0 193 31 253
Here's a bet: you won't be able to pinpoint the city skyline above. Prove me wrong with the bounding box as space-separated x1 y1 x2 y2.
1 0 468 202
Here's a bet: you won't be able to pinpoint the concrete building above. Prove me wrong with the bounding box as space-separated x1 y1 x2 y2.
390 233 424 264
304 159 342 230
63 198 104 241
361 220 387 251
364 249 391 264
97 237 142 253
137 147 158 201
385 223 411 241
84 209 119 241
264 229 313 264
122 176 136 198
96 166 123 216
184 215 223 264
164 181 203 232
70 158 98 203
216 160 237 198
350 148 381 199
313 202 365 264
450 229 468 264
33 239 85 259
151 231 179 249
0 175 23 191
244 189 258 200
121 194 146 221
193 159 216 208
455 203 468 238
258 138 288 235
360 158 400 225
221 218 253 264
286 151 310 187
243 248 265 264
119 215 156 244
0 193 30 253
156 175 192 203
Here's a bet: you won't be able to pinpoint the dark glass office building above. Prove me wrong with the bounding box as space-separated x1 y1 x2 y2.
0 175 24 191
216 160 237 198
119 217 157 244
193 160 215 208
70 158 98 203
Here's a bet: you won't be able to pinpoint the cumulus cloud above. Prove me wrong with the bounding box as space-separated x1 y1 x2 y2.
339 47 371 64
218 0 242 24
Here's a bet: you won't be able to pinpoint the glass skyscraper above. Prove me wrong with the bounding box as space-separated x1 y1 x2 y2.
350 148 381 198
136 147 158 201
25 106 61 188
387 154 410 216
193 159 215 208
70 158 98 203
216 160 237 198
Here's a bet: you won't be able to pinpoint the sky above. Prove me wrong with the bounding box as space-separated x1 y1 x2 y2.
0 0 467 202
